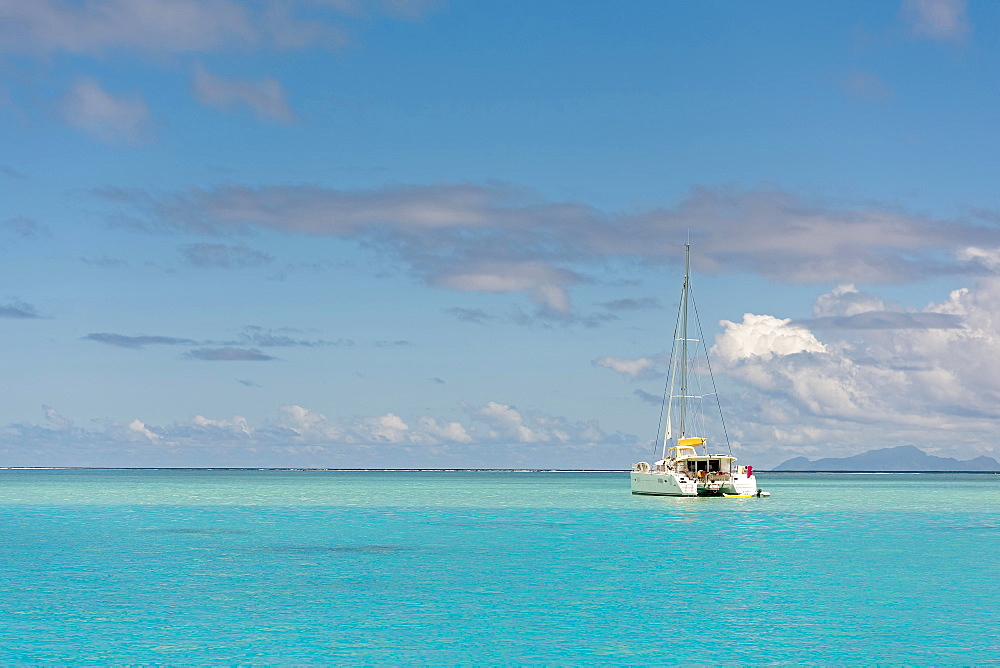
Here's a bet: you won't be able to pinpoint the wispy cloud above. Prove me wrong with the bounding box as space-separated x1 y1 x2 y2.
446 307 495 324
236 325 349 348
181 242 274 268
80 256 129 267
592 355 659 380
2 216 51 239
598 297 661 312
61 78 152 145
0 1 298 56
84 333 198 348
192 64 294 122
83 326 354 354
0 299 41 319
94 181 1000 322
795 312 963 330
842 70 893 101
0 1 443 57
186 347 276 361
901 0 970 43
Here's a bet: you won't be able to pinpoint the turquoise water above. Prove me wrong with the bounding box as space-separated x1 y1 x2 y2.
1 470 997 664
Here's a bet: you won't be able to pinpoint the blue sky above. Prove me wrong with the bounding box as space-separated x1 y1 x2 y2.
3 0 999 468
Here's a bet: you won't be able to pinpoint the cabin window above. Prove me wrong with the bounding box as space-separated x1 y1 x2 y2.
709 460 720 472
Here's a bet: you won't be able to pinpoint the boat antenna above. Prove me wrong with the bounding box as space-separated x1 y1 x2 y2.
691 287 733 457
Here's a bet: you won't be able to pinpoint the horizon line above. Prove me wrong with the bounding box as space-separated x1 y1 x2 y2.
0 467 997 474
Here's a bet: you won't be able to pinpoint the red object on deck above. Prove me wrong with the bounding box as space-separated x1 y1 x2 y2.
747 465 753 477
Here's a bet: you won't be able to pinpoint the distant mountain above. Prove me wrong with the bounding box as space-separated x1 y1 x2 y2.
774 445 1000 472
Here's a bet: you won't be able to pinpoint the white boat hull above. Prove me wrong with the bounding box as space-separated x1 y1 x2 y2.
631 470 758 497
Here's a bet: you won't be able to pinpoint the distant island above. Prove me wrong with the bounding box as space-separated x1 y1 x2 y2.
774 445 1000 472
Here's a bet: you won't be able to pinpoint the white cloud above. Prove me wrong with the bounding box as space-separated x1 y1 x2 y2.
417 416 473 443
43 405 72 430
181 242 274 268
434 261 578 314
842 71 892 101
958 246 1000 271
351 413 411 444
592 355 656 379
97 182 1000 323
902 0 970 43
126 418 159 442
477 401 539 443
0 401 628 467
0 0 434 56
192 64 294 122
713 314 827 362
193 414 252 435
813 284 886 318
276 404 344 441
61 78 152 144
711 279 1000 464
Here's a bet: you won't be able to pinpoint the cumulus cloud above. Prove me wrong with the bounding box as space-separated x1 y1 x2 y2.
901 0 970 43
796 284 962 330
269 401 614 448
709 278 1000 463
192 413 251 435
0 400 632 467
95 418 161 443
350 413 411 444
192 64 294 121
417 417 472 443
275 404 344 441
713 314 827 362
61 78 152 144
812 284 885 318
476 401 540 443
958 246 1000 271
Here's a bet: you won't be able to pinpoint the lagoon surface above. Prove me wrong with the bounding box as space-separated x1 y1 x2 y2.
1 469 997 664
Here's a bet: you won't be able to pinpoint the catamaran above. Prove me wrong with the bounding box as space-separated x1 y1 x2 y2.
631 244 763 497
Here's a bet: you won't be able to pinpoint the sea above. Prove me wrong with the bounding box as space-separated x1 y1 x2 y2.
0 469 997 665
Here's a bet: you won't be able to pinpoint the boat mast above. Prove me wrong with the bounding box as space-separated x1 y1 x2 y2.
679 243 690 440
